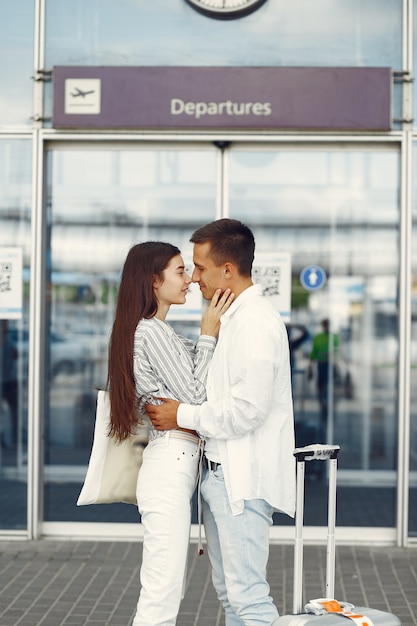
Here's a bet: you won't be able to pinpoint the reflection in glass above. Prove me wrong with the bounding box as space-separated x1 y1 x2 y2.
0 1 34 126
229 147 400 527
0 139 32 530
44 147 217 523
45 0 401 68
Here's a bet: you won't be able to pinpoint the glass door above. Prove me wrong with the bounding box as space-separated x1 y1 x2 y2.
228 145 401 529
43 141 401 535
44 144 218 525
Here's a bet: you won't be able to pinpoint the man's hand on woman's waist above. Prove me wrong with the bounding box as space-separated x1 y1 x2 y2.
145 397 180 430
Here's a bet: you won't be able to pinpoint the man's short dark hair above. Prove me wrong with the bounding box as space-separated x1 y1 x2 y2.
190 218 255 277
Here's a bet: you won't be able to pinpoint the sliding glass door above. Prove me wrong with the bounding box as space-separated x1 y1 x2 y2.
42 141 400 535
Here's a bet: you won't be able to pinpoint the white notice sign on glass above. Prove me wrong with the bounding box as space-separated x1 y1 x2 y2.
253 252 292 322
0 247 23 320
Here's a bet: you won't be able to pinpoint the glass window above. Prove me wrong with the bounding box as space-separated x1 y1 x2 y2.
228 146 400 527
45 0 401 68
0 139 32 530
0 1 34 127
44 145 217 523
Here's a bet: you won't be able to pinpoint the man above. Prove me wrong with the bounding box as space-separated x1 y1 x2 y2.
307 318 340 441
146 218 295 626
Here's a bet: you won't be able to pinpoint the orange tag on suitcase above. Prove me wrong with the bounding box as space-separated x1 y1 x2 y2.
307 599 375 626
321 600 344 613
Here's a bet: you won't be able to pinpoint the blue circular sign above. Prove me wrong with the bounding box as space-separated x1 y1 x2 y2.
300 265 327 291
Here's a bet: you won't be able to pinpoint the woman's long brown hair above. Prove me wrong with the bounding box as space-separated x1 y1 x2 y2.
106 242 181 441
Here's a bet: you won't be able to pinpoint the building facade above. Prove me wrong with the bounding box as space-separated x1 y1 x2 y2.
0 0 416 546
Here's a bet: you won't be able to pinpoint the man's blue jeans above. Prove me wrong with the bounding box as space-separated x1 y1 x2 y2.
201 465 279 625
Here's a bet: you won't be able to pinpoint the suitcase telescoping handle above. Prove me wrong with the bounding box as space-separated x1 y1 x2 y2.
292 444 341 615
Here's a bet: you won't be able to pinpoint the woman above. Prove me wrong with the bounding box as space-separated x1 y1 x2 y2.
106 241 233 626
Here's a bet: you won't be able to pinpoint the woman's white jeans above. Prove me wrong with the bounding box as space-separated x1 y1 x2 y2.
133 432 201 626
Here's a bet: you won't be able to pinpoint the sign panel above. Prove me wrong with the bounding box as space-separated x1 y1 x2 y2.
253 252 292 321
53 66 391 131
300 265 327 292
0 247 23 320
64 79 101 114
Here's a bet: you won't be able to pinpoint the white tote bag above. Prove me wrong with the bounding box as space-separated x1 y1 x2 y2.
77 390 147 506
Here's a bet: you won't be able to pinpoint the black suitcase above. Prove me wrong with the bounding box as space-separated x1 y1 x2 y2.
275 444 401 626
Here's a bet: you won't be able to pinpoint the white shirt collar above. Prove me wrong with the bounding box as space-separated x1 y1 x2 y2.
221 283 262 322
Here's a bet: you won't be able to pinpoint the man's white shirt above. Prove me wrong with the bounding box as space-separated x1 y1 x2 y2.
178 284 296 517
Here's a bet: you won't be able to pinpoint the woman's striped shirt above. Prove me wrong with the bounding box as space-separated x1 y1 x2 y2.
133 316 216 440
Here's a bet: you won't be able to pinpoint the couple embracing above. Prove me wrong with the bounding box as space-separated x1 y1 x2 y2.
107 218 295 626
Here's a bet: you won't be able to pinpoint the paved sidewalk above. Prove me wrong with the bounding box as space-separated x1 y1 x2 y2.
0 540 416 626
